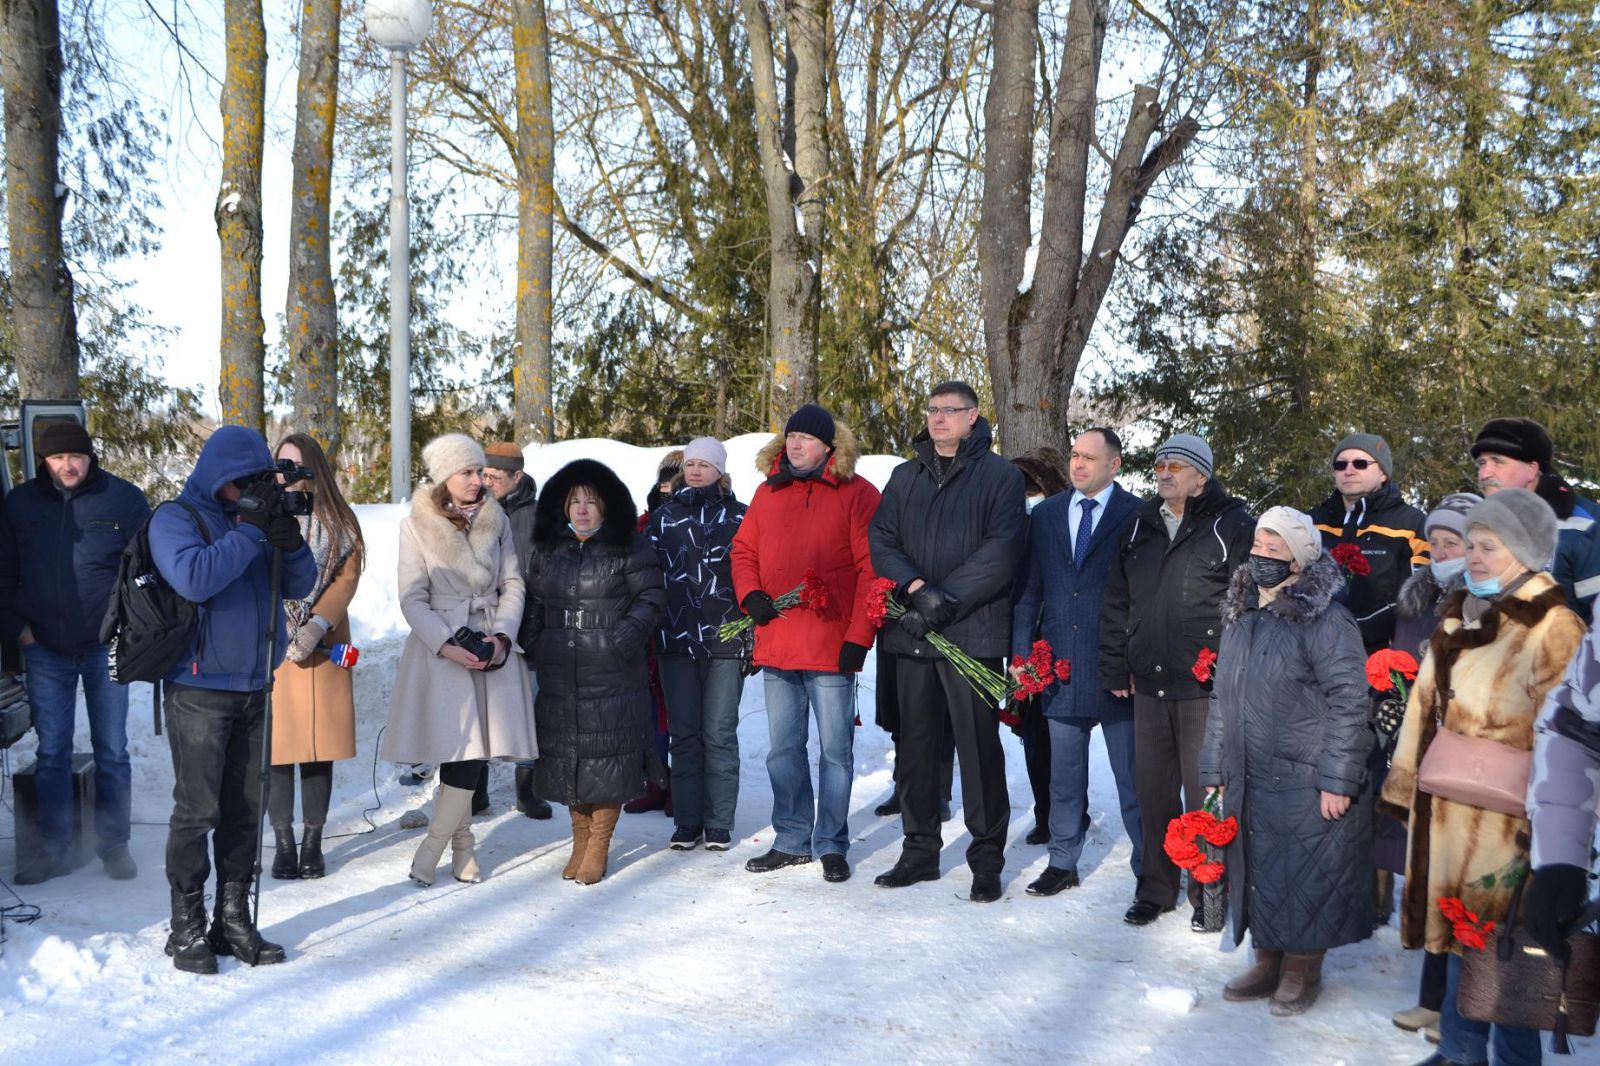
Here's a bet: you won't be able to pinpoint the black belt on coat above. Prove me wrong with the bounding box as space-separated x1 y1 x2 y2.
545 608 618 630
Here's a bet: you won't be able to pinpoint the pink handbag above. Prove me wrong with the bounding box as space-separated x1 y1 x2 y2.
1416 726 1531 818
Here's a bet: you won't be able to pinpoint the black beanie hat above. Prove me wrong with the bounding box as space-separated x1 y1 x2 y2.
1470 417 1554 470
39 420 94 458
784 403 836 449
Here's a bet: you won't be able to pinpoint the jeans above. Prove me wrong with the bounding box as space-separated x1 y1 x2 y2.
660 654 744 832
1046 714 1141 877
164 683 266 892
22 642 131 855
762 668 856 857
1439 951 1541 1065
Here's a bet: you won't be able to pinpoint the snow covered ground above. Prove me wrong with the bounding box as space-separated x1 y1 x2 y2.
0 440 1588 1065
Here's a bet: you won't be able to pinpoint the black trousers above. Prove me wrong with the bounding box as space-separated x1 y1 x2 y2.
1133 694 1210 908
439 759 485 790
1017 696 1051 827
267 762 332 828
164 683 266 893
893 655 1009 875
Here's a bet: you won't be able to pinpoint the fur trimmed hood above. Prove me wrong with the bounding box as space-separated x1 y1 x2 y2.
1397 565 1464 621
1222 551 1343 627
534 458 638 549
408 485 508 593
754 420 861 482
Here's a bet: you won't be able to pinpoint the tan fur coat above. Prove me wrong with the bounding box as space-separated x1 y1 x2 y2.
1379 572 1584 953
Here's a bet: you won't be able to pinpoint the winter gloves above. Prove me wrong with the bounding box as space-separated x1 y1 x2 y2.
742 591 780 625
267 513 306 553
910 585 958 628
287 616 329 664
839 641 869 673
1525 864 1592 960
897 609 929 640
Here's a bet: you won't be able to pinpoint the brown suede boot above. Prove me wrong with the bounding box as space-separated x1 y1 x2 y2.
1270 951 1325 1016
563 804 593 880
575 805 620 884
1223 948 1284 1001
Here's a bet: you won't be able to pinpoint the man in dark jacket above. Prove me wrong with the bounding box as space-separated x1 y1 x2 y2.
483 440 551 820
869 381 1025 903
1308 433 1428 653
149 425 316 974
1471 417 1600 623
0 421 149 883
1010 428 1141 900
1099 432 1253 927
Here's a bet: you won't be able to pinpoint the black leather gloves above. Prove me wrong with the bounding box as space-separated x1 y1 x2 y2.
267 514 305 552
898 609 928 640
839 641 869 673
910 585 957 628
742 591 780 626
1524 864 1591 960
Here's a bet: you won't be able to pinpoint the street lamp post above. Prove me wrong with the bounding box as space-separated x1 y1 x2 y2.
364 0 432 503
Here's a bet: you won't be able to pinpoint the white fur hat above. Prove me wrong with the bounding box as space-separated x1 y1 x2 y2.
422 433 487 484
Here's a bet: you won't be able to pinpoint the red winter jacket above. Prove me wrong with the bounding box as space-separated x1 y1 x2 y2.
731 424 881 672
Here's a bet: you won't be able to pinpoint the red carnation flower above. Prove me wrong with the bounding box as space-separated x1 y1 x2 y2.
1192 647 1218 684
1332 543 1371 577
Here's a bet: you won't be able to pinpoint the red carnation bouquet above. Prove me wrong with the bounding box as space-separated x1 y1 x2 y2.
1366 648 1419 737
1331 543 1370 583
719 569 832 641
1164 797 1238 886
1438 896 1495 951
1192 646 1218 685
1011 639 1072 701
866 577 1012 702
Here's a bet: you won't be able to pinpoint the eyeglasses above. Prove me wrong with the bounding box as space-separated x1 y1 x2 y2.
925 405 975 418
1152 460 1190 474
1333 458 1374 471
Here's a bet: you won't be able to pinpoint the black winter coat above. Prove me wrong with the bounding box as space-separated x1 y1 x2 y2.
500 474 538 579
869 418 1026 659
1098 479 1254 701
522 460 665 806
646 482 748 659
1200 553 1375 951
0 462 151 654
1309 481 1428 653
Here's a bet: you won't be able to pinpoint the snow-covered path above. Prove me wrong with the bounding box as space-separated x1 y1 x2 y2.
0 639 1507 1065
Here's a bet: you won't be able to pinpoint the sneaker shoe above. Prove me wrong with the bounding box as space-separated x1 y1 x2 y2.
670 826 703 851
101 845 138 880
703 829 732 851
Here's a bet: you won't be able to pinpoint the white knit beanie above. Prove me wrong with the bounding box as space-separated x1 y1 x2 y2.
1256 506 1322 569
683 437 727 475
422 433 486 484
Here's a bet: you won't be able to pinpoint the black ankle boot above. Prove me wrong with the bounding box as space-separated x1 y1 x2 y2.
165 888 218 974
207 882 287 966
298 826 325 879
271 824 299 880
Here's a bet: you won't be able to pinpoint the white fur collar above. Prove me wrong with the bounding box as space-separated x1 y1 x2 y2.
409 485 506 592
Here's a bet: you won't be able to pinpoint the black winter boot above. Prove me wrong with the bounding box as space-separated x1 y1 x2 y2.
271 824 299 880
298 826 326 879
207 882 287 966
515 766 553 819
165 888 218 975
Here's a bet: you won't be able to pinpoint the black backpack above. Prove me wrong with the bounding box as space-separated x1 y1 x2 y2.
99 501 211 684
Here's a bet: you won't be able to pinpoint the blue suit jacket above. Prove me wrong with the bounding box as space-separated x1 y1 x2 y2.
1011 482 1140 721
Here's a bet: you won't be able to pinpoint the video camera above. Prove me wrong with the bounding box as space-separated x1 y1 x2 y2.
237 457 315 518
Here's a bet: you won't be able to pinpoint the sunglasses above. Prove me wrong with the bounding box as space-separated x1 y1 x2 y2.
1333 458 1374 471
1152 460 1190 474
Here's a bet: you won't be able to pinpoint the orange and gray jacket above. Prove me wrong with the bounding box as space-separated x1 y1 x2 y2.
1310 481 1428 654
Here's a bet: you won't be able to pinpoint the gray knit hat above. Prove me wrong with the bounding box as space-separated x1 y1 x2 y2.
683 436 727 475
1332 433 1394 478
1423 492 1482 540
1464 488 1558 572
1155 433 1213 479
1256 506 1321 569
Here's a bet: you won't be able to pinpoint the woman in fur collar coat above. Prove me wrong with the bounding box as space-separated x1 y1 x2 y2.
522 458 666 884
381 434 538 887
1380 489 1585 1066
1200 507 1373 1017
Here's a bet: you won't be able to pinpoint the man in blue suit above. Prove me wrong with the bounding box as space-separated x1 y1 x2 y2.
1010 428 1141 898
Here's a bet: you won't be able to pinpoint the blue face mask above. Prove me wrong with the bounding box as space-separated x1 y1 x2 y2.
1465 561 1517 598
1430 557 1467 583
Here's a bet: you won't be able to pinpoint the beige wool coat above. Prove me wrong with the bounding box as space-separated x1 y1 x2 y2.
380 489 538 764
271 542 363 764
1379 572 1584 954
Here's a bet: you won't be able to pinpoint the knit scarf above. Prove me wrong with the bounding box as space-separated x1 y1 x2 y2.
285 516 354 634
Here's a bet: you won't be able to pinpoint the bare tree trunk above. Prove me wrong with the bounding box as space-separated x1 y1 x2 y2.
217 0 267 430
1290 0 1320 414
513 0 555 444
744 0 818 422
980 0 1196 454
787 0 826 255
2 0 79 400
287 0 341 453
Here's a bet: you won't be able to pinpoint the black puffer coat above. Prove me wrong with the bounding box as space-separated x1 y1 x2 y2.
1200 552 1375 951
1099 478 1254 701
522 459 665 806
868 417 1026 659
646 481 747 659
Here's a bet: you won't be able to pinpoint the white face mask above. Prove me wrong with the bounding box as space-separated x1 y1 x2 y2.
1430 557 1467 583
1025 494 1043 514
